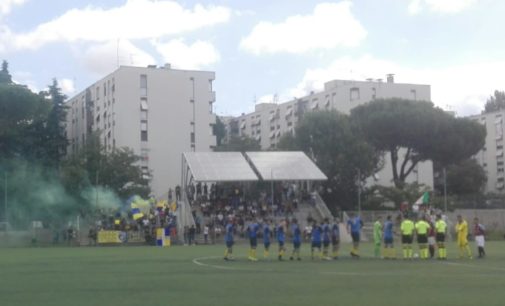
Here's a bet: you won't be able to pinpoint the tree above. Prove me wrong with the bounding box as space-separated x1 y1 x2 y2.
278 111 382 211
484 90 505 113
445 159 487 195
351 98 486 189
0 60 12 84
214 135 261 152
41 79 69 166
61 133 150 200
213 116 226 146
0 82 51 159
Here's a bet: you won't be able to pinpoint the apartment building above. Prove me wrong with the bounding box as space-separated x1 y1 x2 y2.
65 65 217 198
469 110 505 193
224 75 434 188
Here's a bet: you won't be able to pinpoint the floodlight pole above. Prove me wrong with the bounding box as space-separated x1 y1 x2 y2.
443 167 448 212
357 169 362 214
4 171 7 228
271 169 274 208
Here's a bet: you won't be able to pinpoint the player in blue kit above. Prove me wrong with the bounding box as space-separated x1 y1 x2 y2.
224 218 234 261
277 220 287 261
331 218 340 259
263 219 271 259
247 220 260 261
290 218 302 261
383 215 396 259
311 221 322 260
322 218 331 260
347 213 363 258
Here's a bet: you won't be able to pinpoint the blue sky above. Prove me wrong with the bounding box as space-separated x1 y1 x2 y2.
1 0 504 116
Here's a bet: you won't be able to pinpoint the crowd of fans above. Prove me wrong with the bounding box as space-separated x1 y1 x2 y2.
182 182 318 244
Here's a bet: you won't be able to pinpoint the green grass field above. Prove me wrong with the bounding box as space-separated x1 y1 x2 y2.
1 242 505 306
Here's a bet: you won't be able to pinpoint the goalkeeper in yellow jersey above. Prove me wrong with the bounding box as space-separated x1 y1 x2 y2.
455 215 472 259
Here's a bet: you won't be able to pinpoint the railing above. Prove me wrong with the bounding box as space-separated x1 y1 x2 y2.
313 192 334 220
177 199 196 243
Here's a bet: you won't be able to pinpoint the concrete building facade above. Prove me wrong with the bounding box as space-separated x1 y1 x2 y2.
223 76 434 188
469 110 505 193
66 65 217 198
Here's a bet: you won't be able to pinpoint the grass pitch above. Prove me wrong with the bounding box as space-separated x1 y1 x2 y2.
1 242 505 306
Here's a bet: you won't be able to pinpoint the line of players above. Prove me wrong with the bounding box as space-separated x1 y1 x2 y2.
224 216 355 261
376 213 485 260
224 213 486 261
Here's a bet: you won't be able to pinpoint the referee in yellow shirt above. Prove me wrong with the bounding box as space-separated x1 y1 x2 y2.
455 215 473 259
435 214 447 259
415 216 431 259
400 214 415 259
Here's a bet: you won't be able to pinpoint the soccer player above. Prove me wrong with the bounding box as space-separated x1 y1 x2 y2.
473 217 486 258
290 218 302 261
331 218 340 259
347 213 363 258
383 215 395 259
400 214 415 259
247 220 260 261
373 216 383 258
263 219 271 259
435 214 447 259
427 221 436 259
277 219 287 261
311 220 322 260
322 218 332 260
455 215 472 259
415 215 431 259
224 218 234 261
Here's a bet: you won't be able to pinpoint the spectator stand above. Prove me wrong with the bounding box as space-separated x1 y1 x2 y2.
180 151 331 244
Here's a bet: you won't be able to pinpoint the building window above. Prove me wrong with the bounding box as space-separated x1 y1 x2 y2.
141 130 148 142
141 121 148 131
96 87 100 100
190 132 195 143
141 110 148 120
209 101 213 114
209 80 213 91
140 98 148 111
140 74 147 96
103 83 106 96
350 87 360 101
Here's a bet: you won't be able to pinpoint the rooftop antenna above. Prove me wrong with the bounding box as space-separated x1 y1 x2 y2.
273 93 279 104
253 94 257 105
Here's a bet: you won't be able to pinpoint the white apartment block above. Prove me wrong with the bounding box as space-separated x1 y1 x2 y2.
224 75 434 189
66 65 217 198
469 110 505 193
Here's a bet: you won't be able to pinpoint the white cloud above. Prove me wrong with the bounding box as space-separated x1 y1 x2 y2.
408 0 477 15
240 1 366 55
0 0 231 51
58 78 75 96
82 39 156 76
271 55 504 116
151 39 220 70
0 0 26 16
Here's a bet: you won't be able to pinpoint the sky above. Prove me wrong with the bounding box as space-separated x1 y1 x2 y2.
1 0 504 117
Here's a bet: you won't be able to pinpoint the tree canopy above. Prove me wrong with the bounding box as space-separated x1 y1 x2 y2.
351 98 486 188
445 159 487 195
484 90 505 113
214 135 261 152
278 111 382 211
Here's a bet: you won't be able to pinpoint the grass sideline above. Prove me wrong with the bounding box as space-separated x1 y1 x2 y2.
1 242 504 306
